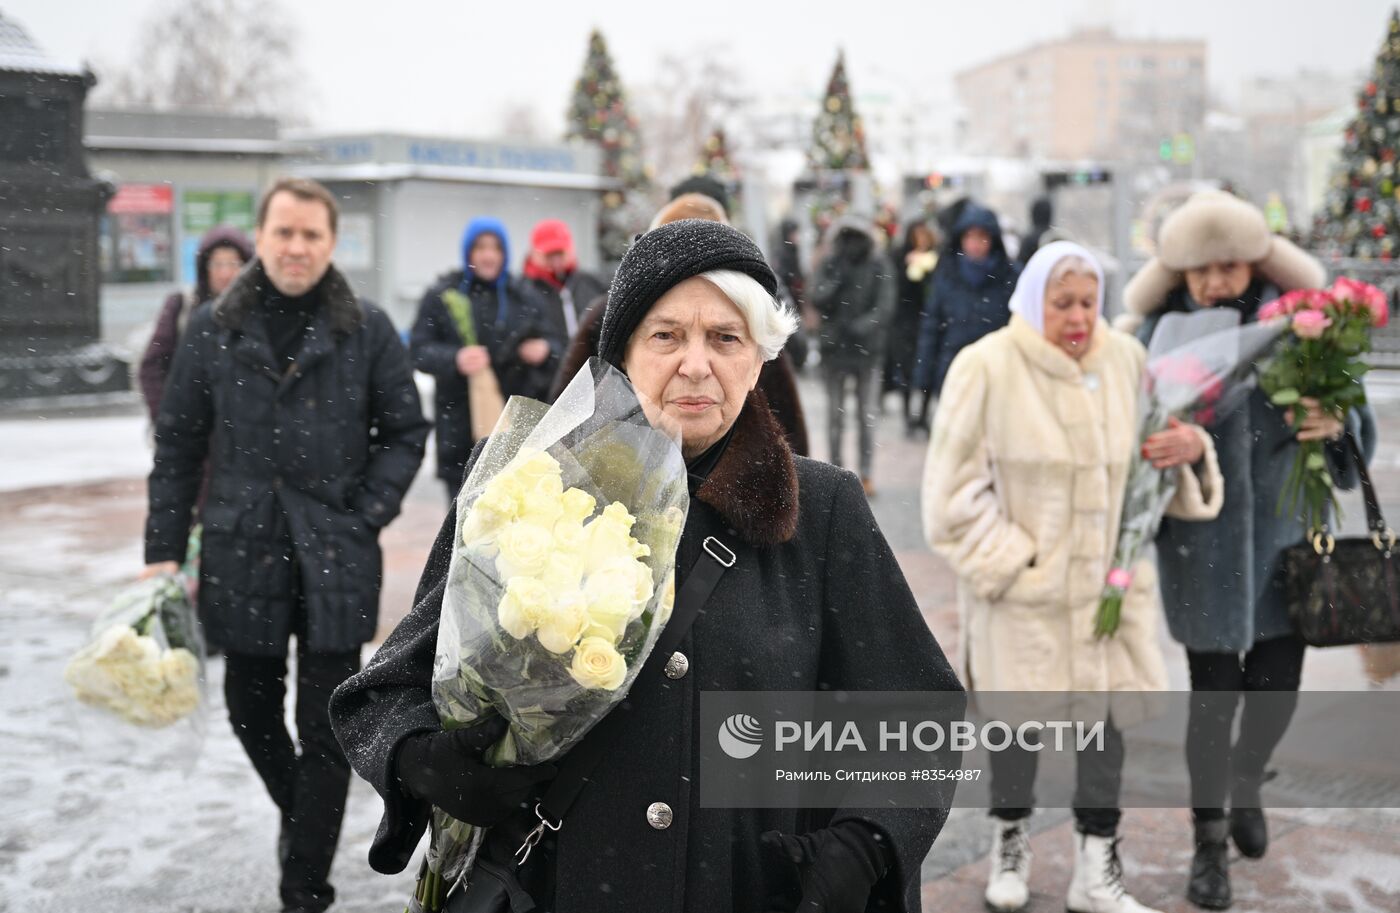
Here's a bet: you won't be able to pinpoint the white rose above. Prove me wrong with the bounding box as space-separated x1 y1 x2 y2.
570 636 627 690
582 502 650 572
519 474 566 529
539 550 585 597
495 521 553 580
498 577 552 639
553 520 587 556
560 488 597 526
507 450 563 493
583 560 645 636
462 484 518 545
536 591 590 655
161 648 201 690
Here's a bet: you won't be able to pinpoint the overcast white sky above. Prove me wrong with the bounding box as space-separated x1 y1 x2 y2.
8 0 1395 137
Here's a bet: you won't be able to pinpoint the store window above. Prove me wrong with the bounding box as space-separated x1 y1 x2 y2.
180 190 256 283
100 183 174 284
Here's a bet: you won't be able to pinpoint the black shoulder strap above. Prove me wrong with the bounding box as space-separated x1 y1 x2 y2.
531 535 735 831
1344 430 1388 534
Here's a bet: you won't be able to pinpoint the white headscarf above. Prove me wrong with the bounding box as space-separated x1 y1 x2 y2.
1007 240 1105 334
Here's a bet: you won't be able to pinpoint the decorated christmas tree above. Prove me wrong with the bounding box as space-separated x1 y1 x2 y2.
695 128 738 183
687 127 741 219
1315 10 1400 260
808 51 870 172
565 29 651 262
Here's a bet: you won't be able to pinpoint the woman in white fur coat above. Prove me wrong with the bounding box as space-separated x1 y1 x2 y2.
922 242 1224 913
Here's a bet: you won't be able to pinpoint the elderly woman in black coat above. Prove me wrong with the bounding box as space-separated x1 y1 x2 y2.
330 220 963 913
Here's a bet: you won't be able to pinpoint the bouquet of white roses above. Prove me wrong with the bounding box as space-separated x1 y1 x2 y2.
64 574 206 728
411 358 690 911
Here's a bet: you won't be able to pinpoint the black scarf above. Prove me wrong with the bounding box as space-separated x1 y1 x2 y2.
263 274 326 365
685 424 737 495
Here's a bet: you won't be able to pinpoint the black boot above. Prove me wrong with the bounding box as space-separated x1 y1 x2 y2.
1228 771 1274 859
1187 818 1232 910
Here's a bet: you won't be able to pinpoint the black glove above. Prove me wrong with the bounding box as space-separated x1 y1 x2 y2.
395 715 557 827
761 821 893 913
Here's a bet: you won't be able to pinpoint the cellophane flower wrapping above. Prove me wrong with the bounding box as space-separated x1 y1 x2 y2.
1096 311 1286 637
412 358 689 910
63 574 208 729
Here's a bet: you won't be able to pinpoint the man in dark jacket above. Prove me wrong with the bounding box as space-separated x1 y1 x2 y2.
913 202 1019 398
410 218 561 497
143 177 428 913
811 216 894 495
521 217 607 361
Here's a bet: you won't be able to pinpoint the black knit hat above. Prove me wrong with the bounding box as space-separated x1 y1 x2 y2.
668 175 730 215
598 219 778 370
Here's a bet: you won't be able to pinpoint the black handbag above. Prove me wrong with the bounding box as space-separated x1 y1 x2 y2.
1282 432 1400 647
428 536 738 913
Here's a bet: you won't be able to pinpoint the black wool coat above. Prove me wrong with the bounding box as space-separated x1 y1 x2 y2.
410 271 562 484
145 261 429 656
329 391 964 913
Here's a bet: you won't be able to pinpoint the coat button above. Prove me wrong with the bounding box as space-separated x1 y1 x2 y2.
663 651 689 679
646 801 673 830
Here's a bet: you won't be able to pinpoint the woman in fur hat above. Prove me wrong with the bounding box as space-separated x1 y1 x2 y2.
925 241 1223 913
1120 191 1377 911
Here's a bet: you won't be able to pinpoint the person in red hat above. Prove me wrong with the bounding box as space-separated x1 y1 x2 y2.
522 218 608 369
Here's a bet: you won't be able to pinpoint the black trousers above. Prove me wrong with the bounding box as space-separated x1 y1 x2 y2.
1185 634 1306 821
988 719 1126 837
225 622 361 910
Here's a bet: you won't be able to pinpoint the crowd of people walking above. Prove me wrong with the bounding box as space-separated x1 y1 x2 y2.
134 173 1378 913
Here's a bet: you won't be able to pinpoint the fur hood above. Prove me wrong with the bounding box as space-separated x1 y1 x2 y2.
1118 191 1325 333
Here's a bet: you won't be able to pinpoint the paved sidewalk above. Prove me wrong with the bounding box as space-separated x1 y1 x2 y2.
1 373 1398 911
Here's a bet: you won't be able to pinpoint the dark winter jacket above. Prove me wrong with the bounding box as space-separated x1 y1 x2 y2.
885 226 936 392
549 293 812 457
1138 283 1378 652
138 226 254 421
410 255 558 485
913 205 1018 395
1017 196 1053 265
145 260 429 656
329 391 963 912
810 219 896 372
525 265 608 355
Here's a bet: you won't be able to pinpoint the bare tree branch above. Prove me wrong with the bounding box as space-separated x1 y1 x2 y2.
91 0 306 118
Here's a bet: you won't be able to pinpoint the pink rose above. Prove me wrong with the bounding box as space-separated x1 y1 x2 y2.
1330 277 1390 327
1300 289 1335 310
1258 299 1289 322
1291 309 1333 339
1106 568 1133 589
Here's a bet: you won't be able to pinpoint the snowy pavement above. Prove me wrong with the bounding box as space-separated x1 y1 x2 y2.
2 374 1399 911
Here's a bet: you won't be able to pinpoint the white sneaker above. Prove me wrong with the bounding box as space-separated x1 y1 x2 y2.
1066 832 1163 913
985 818 1032 912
